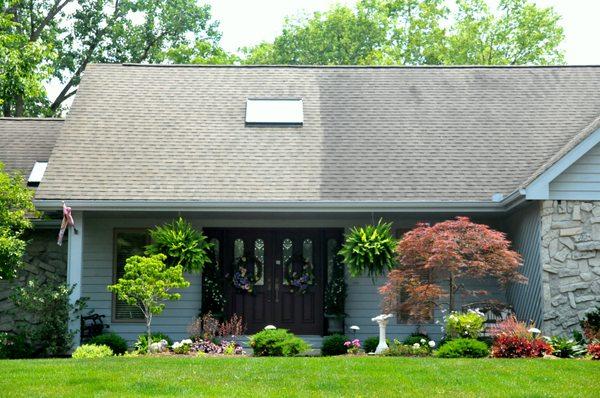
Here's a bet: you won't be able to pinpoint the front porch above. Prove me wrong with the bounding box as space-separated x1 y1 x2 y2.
65 205 540 343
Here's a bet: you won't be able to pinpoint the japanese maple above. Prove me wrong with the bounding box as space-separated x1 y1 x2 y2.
380 217 526 320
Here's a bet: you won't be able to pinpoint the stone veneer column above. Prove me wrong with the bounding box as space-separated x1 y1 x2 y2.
541 200 600 335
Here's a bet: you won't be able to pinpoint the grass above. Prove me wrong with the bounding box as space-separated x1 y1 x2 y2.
1 356 598 397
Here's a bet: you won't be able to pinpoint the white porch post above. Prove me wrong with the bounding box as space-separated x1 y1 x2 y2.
66 210 84 348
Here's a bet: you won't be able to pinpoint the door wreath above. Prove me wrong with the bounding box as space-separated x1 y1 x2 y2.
232 254 263 293
284 254 315 294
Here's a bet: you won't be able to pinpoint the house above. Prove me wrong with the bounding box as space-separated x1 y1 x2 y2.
2 64 600 344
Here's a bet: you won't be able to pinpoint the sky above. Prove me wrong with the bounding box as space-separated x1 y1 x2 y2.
205 0 600 64
46 0 600 103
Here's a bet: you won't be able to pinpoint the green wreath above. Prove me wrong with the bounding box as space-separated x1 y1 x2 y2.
232 254 263 293
284 254 315 294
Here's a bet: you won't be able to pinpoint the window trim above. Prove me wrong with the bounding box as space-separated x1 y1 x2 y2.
111 228 149 323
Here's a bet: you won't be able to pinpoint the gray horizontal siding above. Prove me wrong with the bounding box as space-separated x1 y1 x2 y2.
505 202 542 327
550 143 600 200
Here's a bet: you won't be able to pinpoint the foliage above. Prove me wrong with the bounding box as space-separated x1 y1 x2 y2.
381 217 525 320
172 339 193 355
580 306 600 342
321 334 348 356
134 332 173 355
1 0 230 116
201 246 226 316
108 254 189 342
384 340 432 357
191 339 244 355
547 336 586 358
89 333 128 355
146 218 213 273
344 339 361 355
10 278 86 357
188 313 245 342
0 331 32 359
249 329 309 357
436 338 489 358
445 310 486 339
324 253 346 316
0 162 36 280
489 316 532 339
339 219 396 278
364 336 383 353
243 0 564 67
217 314 245 340
72 344 113 359
588 343 600 360
491 335 552 358
403 333 430 346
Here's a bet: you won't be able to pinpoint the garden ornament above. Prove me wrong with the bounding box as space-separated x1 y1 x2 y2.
148 339 168 354
371 314 394 354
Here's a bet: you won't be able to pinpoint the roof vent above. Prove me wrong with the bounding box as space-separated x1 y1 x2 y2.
28 161 48 187
245 98 303 125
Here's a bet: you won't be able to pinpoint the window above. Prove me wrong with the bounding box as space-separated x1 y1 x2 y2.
245 98 303 124
113 230 148 321
27 161 47 186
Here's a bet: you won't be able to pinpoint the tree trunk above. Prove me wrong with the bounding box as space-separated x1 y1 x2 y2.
449 274 456 312
15 95 24 117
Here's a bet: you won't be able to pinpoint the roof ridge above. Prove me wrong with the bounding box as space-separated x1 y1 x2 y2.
100 63 600 69
0 117 64 121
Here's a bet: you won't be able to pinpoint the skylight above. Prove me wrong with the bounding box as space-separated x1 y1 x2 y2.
245 98 303 125
28 161 48 186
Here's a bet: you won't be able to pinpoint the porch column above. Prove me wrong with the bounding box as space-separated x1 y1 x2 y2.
66 210 84 348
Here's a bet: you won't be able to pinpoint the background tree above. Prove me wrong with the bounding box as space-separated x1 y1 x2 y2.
108 254 190 342
0 0 231 116
243 0 564 66
0 162 36 280
379 217 526 321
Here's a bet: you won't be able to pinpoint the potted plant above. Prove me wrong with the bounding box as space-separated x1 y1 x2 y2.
324 254 347 333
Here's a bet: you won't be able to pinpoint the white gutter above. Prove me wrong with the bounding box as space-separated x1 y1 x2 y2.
34 194 527 213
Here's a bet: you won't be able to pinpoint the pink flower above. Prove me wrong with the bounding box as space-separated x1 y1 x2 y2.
344 341 351 347
352 339 361 348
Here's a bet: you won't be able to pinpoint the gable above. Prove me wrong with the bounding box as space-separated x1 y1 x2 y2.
549 141 600 200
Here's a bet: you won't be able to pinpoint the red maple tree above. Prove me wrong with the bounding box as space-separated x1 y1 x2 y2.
380 217 526 321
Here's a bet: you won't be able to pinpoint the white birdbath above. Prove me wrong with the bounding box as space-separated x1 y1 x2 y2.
371 314 394 354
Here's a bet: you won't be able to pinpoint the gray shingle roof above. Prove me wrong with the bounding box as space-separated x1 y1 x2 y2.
0 117 63 176
35 64 600 203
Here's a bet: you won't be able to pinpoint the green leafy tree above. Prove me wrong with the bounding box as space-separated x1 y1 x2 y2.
1 0 231 116
243 0 564 66
0 162 36 280
108 254 190 342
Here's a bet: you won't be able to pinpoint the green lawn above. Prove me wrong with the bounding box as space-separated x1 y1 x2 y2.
1 356 598 397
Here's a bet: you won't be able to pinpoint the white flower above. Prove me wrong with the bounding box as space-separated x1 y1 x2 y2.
350 325 360 331
420 339 426 344
528 327 541 334
181 339 193 345
172 342 182 349
428 340 436 348
413 343 420 348
264 325 276 330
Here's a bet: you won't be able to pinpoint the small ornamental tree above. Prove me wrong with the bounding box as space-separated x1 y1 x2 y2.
108 254 190 342
380 217 526 321
0 162 36 280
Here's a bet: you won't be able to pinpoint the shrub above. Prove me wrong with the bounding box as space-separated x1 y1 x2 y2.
491 335 552 358
490 316 532 339
172 339 193 354
548 336 586 358
384 340 431 357
134 332 173 354
339 219 396 278
436 338 489 358
580 306 600 342
188 313 246 342
588 343 600 360
403 333 430 346
364 336 380 353
445 310 486 339
0 331 32 359
321 334 348 356
249 329 309 357
192 339 244 355
89 333 128 355
72 344 113 359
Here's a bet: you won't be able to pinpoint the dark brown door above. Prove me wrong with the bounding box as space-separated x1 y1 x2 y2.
206 228 338 335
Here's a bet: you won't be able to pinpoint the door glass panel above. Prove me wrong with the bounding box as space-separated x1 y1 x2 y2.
326 238 337 280
254 238 265 285
282 238 292 285
303 238 313 264
234 238 244 260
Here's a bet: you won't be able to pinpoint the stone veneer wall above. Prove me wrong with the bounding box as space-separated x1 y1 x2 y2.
0 229 67 331
541 200 600 335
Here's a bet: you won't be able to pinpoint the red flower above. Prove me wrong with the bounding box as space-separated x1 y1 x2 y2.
588 343 600 360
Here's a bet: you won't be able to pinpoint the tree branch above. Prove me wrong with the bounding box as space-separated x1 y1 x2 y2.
30 0 73 42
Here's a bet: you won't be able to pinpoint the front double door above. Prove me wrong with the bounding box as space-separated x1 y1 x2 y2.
208 228 335 334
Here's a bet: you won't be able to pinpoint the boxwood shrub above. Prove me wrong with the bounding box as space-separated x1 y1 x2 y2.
72 344 113 359
250 329 309 357
436 338 489 358
321 334 348 356
89 333 128 355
